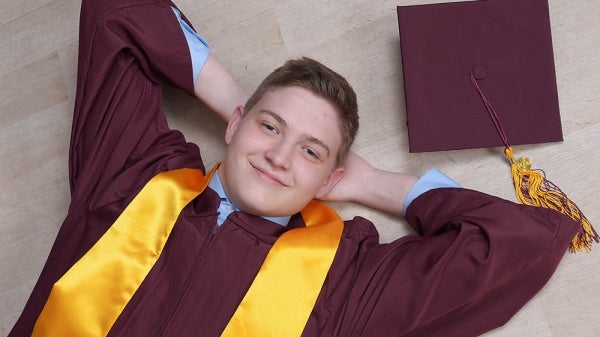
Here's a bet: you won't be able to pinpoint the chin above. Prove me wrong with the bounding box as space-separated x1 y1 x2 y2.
228 178 313 216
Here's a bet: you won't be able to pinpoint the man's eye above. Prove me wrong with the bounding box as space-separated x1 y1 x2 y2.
303 147 320 160
260 122 277 133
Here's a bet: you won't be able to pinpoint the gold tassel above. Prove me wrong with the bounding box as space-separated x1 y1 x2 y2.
504 147 599 252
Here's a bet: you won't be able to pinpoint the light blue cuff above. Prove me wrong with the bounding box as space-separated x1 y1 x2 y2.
402 168 461 214
171 7 210 83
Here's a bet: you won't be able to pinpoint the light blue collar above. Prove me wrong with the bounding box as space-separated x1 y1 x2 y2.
208 170 291 226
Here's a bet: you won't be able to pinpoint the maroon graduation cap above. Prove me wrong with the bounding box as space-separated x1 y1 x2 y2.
396 0 598 252
397 0 562 153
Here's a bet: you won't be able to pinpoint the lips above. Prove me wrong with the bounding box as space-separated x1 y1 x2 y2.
250 163 288 187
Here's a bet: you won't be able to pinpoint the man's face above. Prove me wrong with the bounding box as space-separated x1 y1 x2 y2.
219 86 345 217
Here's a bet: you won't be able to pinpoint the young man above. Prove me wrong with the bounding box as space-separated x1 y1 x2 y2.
10 0 578 336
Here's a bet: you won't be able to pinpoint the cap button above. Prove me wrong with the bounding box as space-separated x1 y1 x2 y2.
471 65 487 80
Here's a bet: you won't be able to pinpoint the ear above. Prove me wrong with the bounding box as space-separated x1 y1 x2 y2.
314 166 345 199
224 105 244 144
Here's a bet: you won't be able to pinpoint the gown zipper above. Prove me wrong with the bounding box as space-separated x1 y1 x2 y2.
158 223 221 336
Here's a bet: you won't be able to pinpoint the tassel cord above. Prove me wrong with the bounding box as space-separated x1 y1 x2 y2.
469 69 598 252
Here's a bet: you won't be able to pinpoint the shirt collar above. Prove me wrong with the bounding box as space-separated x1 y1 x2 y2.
208 170 291 227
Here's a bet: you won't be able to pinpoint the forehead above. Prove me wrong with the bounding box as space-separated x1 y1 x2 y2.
250 86 343 141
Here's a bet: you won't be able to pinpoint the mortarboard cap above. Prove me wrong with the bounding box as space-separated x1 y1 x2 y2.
397 0 599 252
397 0 563 153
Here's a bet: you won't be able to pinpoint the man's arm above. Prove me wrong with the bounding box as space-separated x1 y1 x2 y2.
172 7 248 121
194 55 248 122
320 154 575 336
321 152 458 217
10 2 213 335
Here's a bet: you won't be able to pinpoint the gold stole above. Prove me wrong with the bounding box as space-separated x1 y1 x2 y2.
32 167 343 337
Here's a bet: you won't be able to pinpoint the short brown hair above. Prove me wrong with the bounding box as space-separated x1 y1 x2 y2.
245 57 359 167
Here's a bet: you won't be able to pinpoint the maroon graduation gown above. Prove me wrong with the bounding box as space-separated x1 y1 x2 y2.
9 0 577 336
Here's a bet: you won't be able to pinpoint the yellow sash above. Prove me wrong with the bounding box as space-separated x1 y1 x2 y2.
32 166 343 337
221 199 343 337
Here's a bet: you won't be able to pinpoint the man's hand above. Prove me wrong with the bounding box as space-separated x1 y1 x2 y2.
319 151 419 217
318 152 372 203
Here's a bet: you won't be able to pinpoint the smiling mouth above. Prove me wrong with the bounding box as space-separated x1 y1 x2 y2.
250 163 288 187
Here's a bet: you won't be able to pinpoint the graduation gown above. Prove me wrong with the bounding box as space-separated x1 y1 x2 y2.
9 0 578 336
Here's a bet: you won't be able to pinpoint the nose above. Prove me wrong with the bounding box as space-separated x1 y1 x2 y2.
265 142 292 170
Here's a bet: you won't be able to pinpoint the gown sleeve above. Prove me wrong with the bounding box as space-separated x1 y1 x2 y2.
336 188 578 337
68 0 206 209
9 1 207 335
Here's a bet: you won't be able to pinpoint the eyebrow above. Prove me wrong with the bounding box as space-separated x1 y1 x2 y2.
259 109 332 158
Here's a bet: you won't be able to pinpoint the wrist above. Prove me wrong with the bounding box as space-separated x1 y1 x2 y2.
355 168 418 217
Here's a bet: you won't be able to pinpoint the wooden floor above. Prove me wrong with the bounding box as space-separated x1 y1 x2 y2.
1 0 599 335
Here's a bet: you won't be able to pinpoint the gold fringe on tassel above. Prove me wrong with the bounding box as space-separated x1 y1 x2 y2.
504 147 599 253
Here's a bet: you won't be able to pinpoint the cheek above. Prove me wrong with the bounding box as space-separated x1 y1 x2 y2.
230 129 262 154
294 164 331 190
